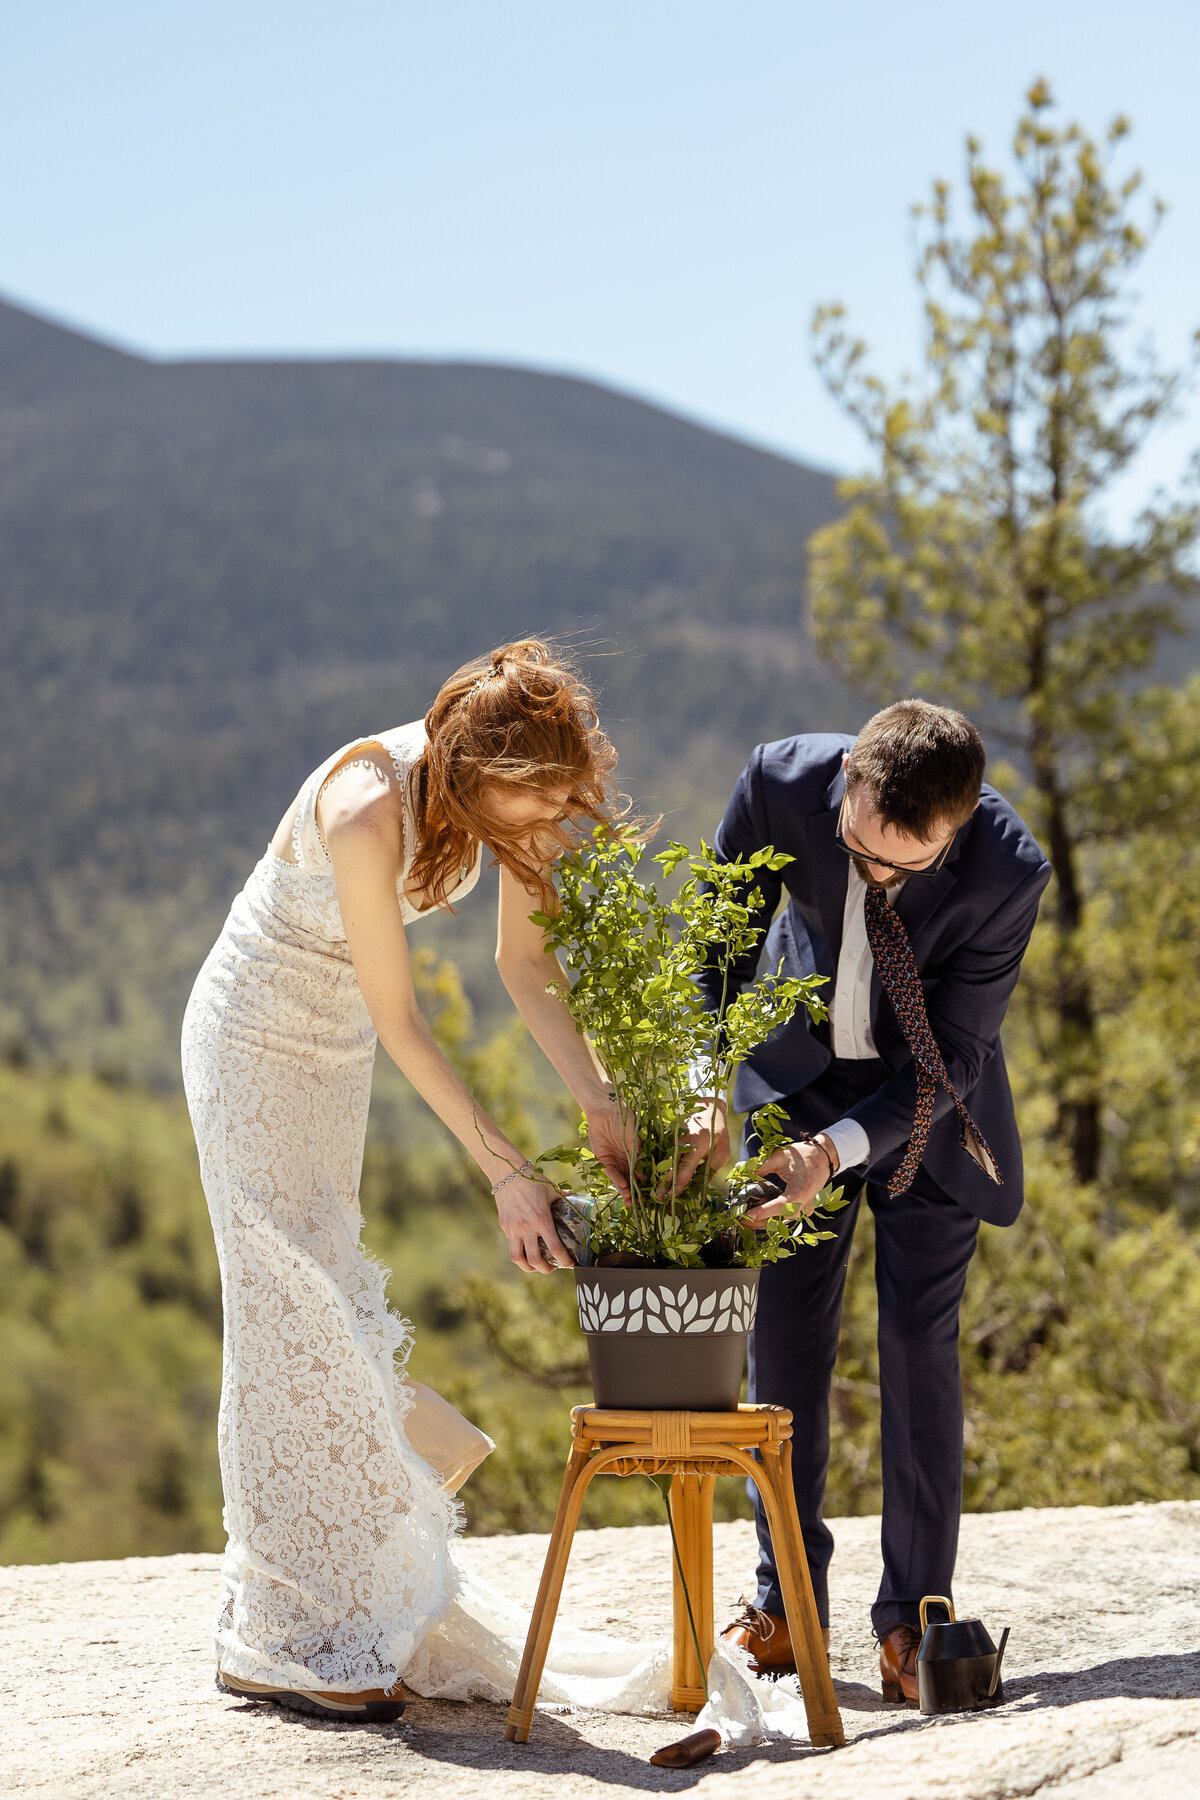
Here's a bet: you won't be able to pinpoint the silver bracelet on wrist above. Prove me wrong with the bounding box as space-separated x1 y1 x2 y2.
491 1159 535 1196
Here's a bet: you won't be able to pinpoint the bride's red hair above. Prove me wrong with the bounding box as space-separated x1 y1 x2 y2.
409 639 623 910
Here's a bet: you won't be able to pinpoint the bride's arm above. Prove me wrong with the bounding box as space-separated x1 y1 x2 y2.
323 768 570 1274
495 862 637 1199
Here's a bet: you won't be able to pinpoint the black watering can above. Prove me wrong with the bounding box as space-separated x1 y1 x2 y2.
916 1595 1010 1715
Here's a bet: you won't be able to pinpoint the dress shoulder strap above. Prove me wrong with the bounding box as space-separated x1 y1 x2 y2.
374 721 427 791
373 722 426 855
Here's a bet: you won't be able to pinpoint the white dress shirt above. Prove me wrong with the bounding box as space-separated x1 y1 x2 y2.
831 860 887 1059
821 863 904 1174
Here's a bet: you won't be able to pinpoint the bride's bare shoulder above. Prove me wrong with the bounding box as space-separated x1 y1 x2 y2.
316 743 406 856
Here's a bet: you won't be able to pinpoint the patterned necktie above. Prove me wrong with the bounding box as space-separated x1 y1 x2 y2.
863 882 1003 1196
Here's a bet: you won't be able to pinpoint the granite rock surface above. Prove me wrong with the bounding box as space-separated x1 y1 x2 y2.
2 1500 1198 1798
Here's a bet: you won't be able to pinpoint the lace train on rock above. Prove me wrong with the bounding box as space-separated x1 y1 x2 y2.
409 1557 813 1745
407 1556 671 1708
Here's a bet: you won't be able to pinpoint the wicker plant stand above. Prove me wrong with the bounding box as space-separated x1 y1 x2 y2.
503 1403 845 1748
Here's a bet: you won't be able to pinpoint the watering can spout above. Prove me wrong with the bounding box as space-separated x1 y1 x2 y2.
987 1626 1010 1699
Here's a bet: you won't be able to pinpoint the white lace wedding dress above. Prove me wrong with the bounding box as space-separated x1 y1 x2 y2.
181 721 811 1740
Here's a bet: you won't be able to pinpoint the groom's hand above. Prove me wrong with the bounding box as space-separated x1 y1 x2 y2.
672 1097 730 1195
743 1136 838 1226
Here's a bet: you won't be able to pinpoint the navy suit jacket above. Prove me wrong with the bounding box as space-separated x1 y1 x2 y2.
696 735 1052 1226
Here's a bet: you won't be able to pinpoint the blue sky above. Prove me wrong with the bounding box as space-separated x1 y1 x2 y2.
3 2 1197 514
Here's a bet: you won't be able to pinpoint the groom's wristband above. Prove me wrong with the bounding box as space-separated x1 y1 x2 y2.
797 1132 836 1188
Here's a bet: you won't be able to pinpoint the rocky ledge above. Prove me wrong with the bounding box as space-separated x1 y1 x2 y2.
2 1501 1198 1798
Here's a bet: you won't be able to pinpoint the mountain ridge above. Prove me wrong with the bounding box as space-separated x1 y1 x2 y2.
0 294 851 1080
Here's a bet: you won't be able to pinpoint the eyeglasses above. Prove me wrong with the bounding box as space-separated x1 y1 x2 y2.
834 795 957 879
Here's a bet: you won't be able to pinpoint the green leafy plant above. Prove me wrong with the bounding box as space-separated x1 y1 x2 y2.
532 826 849 1268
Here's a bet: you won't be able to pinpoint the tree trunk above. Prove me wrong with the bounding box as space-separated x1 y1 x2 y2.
1030 741 1102 1184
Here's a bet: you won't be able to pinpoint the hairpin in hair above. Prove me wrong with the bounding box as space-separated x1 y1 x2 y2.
469 662 504 696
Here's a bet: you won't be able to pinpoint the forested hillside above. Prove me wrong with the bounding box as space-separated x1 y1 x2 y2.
0 296 849 1082
5 967 1199 1561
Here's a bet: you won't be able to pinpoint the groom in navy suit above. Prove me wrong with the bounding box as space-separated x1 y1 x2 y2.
682 700 1050 1703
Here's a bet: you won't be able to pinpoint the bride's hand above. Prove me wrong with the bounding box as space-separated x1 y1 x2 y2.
584 1098 638 1200
495 1169 574 1275
670 1096 730 1197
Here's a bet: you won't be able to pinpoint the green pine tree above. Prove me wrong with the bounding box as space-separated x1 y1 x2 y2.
807 80 1200 1189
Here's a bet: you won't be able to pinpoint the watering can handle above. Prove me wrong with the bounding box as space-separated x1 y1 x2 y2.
987 1626 1011 1698
919 1594 956 1631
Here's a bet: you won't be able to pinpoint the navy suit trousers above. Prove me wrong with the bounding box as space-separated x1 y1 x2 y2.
747 1059 980 1636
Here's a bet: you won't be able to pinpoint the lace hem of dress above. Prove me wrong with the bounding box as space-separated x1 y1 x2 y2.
209 1224 466 1693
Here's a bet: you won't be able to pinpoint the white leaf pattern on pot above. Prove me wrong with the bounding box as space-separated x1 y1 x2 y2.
577 1278 757 1334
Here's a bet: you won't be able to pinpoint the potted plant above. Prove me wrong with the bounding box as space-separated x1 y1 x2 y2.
533 827 848 1410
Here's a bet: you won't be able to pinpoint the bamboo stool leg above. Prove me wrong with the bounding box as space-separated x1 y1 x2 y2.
668 1472 715 1711
752 1445 845 1748
504 1444 595 1742
504 1408 844 1751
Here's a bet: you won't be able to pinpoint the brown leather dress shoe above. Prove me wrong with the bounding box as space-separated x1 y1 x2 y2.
720 1606 830 1678
878 1623 922 1704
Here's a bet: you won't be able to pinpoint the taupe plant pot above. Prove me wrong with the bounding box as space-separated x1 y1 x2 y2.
574 1266 760 1410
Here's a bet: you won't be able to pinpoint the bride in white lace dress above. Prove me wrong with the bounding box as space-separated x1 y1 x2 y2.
181 640 665 1722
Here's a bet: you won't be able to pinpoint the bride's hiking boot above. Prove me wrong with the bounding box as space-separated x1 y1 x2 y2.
216 1667 406 1722
720 1604 830 1678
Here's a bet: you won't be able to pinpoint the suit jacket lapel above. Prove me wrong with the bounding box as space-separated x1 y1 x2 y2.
892 862 959 938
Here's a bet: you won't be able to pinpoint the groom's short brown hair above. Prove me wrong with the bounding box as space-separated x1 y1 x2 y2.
846 699 986 841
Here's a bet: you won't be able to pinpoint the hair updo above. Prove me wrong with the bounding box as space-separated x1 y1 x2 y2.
409 638 622 909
